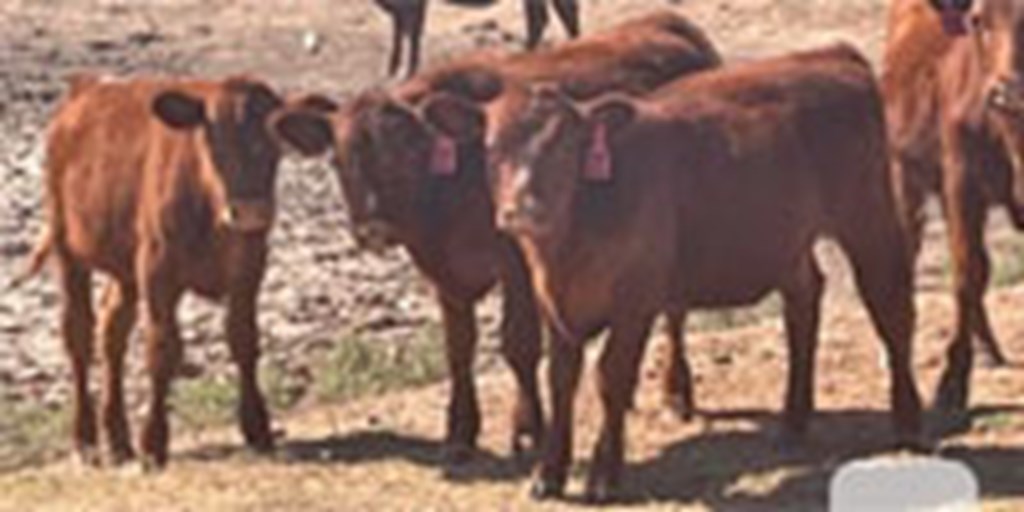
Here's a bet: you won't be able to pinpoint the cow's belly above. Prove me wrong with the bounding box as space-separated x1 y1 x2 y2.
177 230 266 301
674 205 817 308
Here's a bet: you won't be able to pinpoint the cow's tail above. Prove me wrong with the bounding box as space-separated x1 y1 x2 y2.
9 228 53 289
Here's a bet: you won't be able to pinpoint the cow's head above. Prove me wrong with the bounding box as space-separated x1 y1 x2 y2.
151 77 335 233
929 0 976 36
965 0 1024 221
425 85 635 243
264 71 499 251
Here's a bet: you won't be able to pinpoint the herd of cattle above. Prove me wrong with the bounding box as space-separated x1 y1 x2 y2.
16 0 1023 503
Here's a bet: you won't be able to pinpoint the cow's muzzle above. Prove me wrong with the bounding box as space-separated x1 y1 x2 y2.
220 200 276 232
495 195 550 237
988 77 1024 117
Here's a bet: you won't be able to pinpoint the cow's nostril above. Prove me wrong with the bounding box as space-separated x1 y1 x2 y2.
989 79 1024 113
364 193 379 216
496 207 518 230
221 206 237 226
521 195 539 215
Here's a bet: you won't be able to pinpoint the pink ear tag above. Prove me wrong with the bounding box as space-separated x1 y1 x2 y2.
939 8 969 36
430 136 458 176
583 123 613 182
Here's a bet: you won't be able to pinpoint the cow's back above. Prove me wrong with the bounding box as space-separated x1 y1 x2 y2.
622 45 890 305
400 10 721 102
498 10 721 97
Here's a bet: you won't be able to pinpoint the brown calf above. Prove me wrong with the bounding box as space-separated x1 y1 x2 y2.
428 44 924 501
373 0 580 77
277 10 721 459
31 74 328 468
884 0 1022 412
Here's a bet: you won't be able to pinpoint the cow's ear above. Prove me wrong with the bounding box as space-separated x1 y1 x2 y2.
272 110 335 157
422 92 486 143
153 91 206 130
420 94 484 177
293 93 340 114
580 96 636 182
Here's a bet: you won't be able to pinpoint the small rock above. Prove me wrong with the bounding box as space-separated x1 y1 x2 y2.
302 30 322 55
712 352 734 366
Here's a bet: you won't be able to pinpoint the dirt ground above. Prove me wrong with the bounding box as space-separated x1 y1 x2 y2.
0 0 1022 510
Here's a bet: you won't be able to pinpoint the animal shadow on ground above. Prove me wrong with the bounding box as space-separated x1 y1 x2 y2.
182 429 533 483
619 406 1024 510
179 405 1024 508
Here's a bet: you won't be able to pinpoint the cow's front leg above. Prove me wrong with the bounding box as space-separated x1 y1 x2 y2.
439 293 480 462
585 309 655 503
500 243 544 457
226 285 274 452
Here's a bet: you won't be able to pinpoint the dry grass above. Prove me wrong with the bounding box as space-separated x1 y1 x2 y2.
1 1 1023 510
2 284 1022 511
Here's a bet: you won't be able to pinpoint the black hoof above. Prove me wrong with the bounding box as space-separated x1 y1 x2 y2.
247 437 276 455
138 454 166 474
72 447 102 469
511 431 541 462
105 446 136 467
530 478 565 501
583 478 616 505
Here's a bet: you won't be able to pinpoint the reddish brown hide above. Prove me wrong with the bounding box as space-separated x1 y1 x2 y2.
433 44 923 501
31 74 330 468
883 0 1023 412
275 10 721 460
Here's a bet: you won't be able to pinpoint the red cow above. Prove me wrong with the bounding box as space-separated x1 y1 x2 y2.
884 0 1022 411
274 10 721 459
25 74 330 468
426 44 924 500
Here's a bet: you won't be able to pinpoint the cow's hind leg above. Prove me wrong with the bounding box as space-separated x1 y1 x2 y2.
972 301 1008 367
835 206 923 446
96 278 137 464
404 0 427 77
386 8 406 76
551 0 579 39
935 170 990 411
500 244 544 457
661 310 695 421
524 0 549 49
57 257 98 465
777 252 824 446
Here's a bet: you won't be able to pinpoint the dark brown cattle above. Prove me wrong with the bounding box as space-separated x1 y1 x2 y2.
883 0 1021 412
427 44 924 501
278 10 721 459
28 75 329 468
373 0 580 77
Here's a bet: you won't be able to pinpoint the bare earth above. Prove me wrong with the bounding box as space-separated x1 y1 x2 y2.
0 0 1022 510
